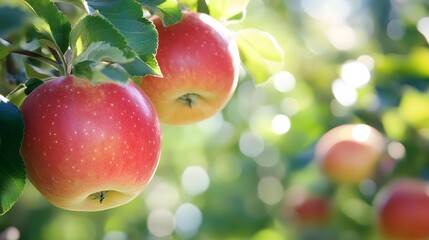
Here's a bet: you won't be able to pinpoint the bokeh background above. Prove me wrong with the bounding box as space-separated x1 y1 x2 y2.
1 0 429 239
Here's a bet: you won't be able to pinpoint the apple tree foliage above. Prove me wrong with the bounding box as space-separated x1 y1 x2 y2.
1 0 429 239
0 0 283 215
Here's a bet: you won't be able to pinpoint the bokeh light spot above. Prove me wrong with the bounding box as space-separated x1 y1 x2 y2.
175 203 203 238
387 141 406 160
387 19 405 40
359 179 377 197
143 177 180 210
352 124 371 142
181 166 210 196
254 145 280 167
147 209 175 238
332 79 357 106
417 17 429 43
271 71 296 93
281 97 300 116
103 231 127 240
271 114 291 135
357 55 375 70
0 227 20 240
327 25 357 50
257 176 284 205
341 61 371 88
239 132 264 157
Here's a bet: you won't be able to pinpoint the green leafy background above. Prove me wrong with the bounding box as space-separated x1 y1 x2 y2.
1 0 429 239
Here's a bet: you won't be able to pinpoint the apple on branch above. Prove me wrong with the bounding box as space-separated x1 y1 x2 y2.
140 11 240 125
315 124 385 184
374 178 429 240
20 75 161 211
284 186 331 227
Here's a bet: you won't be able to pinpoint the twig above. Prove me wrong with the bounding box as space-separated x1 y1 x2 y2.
12 49 64 74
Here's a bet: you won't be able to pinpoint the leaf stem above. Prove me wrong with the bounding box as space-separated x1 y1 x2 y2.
12 49 64 75
48 47 68 75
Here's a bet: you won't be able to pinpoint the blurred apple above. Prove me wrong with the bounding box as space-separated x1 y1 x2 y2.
315 124 385 184
285 186 331 227
374 178 429 240
292 196 331 226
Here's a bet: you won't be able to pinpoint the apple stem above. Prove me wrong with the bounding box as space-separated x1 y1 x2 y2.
91 191 109 204
178 93 198 108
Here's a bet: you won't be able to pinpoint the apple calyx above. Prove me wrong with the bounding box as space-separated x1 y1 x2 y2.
178 93 199 108
91 191 109 204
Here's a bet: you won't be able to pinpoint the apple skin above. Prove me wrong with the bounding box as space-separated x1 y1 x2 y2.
374 179 429 240
315 124 385 184
20 75 161 211
140 11 240 125
292 196 331 226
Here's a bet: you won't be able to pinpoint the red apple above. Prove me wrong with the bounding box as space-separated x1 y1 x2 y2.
140 11 240 125
292 196 331 226
315 124 385 184
285 187 331 226
20 75 161 211
374 178 429 240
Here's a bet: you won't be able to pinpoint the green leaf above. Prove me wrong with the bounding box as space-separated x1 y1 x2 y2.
24 0 71 54
207 0 249 21
399 88 429 129
5 77 44 107
0 6 31 38
121 56 160 78
139 0 183 26
6 84 27 108
0 40 11 60
197 0 210 15
24 64 54 79
70 15 135 62
178 0 198 11
74 41 130 64
52 0 88 12
85 0 161 76
74 61 130 84
24 78 44 95
0 95 26 216
234 29 284 85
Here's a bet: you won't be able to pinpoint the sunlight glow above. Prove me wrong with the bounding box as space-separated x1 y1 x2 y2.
387 141 406 160
257 176 284 205
239 132 264 157
327 25 357 50
301 0 351 21
0 227 20 240
272 71 296 93
387 19 405 40
147 210 175 237
332 79 357 106
181 166 210 196
175 203 203 238
0 94 9 103
357 55 375 70
254 145 280 167
281 97 300 116
103 231 127 240
341 61 371 88
197 113 224 134
144 177 179 210
271 114 291 135
351 124 371 142
417 17 429 43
